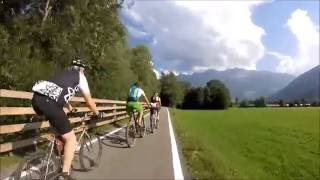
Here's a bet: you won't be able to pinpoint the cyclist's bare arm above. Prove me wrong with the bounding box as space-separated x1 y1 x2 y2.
83 93 99 115
79 71 99 115
143 95 151 108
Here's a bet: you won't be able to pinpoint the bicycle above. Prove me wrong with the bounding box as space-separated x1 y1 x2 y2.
14 112 103 180
150 105 158 133
125 109 146 148
149 103 160 133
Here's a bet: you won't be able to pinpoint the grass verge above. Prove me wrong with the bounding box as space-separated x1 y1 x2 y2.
172 108 320 180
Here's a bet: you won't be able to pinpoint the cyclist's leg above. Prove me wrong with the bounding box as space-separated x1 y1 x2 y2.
138 111 143 125
127 101 143 125
126 101 134 120
49 110 76 174
32 94 76 174
61 131 76 173
134 102 144 126
156 108 160 120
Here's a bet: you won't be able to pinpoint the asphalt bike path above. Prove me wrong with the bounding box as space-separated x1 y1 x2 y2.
73 108 184 179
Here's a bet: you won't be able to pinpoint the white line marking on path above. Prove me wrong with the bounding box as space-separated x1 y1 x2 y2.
166 108 184 180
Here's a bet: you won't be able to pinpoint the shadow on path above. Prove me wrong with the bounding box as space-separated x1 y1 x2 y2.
101 129 129 149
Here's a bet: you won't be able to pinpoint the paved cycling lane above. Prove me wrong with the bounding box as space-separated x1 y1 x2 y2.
73 108 185 179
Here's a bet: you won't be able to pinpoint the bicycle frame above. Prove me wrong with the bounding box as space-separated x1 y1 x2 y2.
43 113 91 180
150 108 158 118
44 138 56 180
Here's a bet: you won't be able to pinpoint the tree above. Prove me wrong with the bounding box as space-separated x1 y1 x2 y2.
182 87 204 109
129 45 159 96
235 97 239 106
311 101 319 107
279 99 285 107
254 97 266 107
160 72 185 107
0 0 159 101
203 80 231 109
239 99 248 107
293 100 300 107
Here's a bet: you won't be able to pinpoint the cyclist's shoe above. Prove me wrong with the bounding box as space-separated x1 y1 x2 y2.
92 112 105 120
138 123 145 130
58 172 76 180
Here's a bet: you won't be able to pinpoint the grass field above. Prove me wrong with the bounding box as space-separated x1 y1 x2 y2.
172 108 319 180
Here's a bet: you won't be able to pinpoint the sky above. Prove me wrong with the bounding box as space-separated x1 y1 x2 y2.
119 0 319 76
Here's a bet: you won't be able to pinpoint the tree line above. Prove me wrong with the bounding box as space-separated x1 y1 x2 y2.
159 72 232 110
0 0 158 101
158 73 319 109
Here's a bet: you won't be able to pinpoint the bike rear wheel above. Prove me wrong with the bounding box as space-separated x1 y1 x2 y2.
79 133 102 171
150 114 156 133
155 115 159 129
126 116 137 147
139 117 146 138
14 152 61 180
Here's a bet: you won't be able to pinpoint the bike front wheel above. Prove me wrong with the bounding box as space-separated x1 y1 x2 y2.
155 116 159 129
79 133 102 171
139 117 146 138
150 114 156 133
14 152 61 180
126 119 137 147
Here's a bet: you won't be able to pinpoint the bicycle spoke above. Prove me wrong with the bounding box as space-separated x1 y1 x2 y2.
15 152 61 180
126 117 137 147
79 134 102 171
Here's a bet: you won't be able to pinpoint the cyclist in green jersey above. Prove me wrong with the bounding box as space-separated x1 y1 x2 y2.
126 82 150 126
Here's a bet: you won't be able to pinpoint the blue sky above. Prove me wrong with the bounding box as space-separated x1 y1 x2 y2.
253 0 319 73
120 0 319 76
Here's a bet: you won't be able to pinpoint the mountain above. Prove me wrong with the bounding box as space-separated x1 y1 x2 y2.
269 65 320 103
177 68 295 100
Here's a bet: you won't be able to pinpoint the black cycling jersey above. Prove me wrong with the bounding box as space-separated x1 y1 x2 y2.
50 70 80 106
33 69 80 107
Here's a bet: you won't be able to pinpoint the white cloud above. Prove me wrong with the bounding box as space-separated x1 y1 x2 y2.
120 1 266 73
126 25 149 38
153 68 161 79
273 9 319 75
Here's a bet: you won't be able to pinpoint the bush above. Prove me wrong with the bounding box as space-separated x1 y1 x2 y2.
254 97 266 107
239 100 249 108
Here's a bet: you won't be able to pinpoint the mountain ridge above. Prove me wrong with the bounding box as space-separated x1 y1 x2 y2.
177 68 295 100
269 65 320 103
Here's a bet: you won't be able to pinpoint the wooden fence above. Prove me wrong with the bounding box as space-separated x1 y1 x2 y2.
0 89 148 153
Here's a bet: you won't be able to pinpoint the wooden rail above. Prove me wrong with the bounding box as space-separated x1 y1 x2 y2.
0 89 148 153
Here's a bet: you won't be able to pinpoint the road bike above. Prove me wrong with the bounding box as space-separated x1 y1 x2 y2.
149 103 160 133
14 113 103 180
125 109 146 148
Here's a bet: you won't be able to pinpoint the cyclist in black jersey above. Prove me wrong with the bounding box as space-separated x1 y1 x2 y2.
31 58 102 180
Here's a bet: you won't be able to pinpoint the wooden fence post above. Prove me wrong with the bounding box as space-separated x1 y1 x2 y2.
113 104 117 121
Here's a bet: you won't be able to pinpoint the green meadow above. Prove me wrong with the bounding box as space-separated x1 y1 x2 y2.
172 108 319 180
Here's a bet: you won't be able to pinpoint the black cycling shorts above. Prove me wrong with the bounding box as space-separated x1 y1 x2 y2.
151 107 160 115
32 93 71 135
